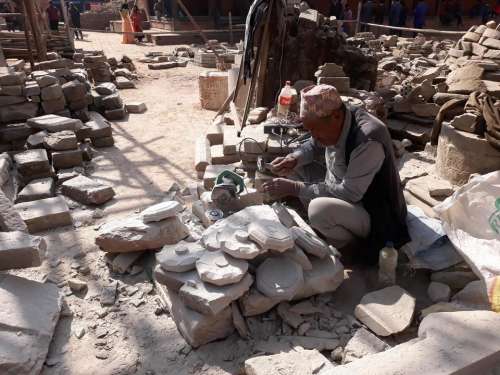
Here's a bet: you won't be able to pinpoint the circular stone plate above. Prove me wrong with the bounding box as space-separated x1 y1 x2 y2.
256 256 304 301
196 250 249 286
248 220 294 252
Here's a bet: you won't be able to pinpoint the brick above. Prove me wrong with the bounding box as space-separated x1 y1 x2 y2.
62 80 86 102
481 37 500 50
43 130 78 151
211 144 240 164
61 175 115 205
105 106 127 120
223 126 241 155
15 177 55 203
41 84 63 101
102 93 123 110
41 96 66 114
0 122 32 142
95 82 117 95
27 114 82 134
125 102 147 113
194 137 211 173
0 102 39 123
115 76 135 89
91 136 115 148
0 231 45 270
26 130 48 148
14 196 72 233
0 95 26 107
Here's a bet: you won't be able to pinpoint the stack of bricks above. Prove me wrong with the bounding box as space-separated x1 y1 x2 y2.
0 68 38 127
315 63 350 94
83 53 113 84
91 82 127 121
451 22 500 63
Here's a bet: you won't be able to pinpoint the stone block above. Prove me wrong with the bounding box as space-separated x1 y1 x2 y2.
115 76 135 89
0 84 23 96
62 80 86 102
141 200 182 222
450 112 478 133
317 76 350 93
91 136 115 148
162 288 234 348
211 144 240 164
26 131 48 148
354 285 415 336
0 102 39 123
52 149 83 169
41 84 63 101
206 120 224 145
43 130 78 151
195 137 211 173
241 125 267 155
27 114 81 133
15 177 55 203
156 241 205 272
179 273 253 316
484 49 500 59
0 122 32 142
196 250 249 286
0 95 26 107
125 102 147 113
0 70 25 86
245 349 334 375
105 106 127 121
294 255 344 300
482 37 500 50
343 327 390 363
61 175 115 205
35 74 58 88
102 93 123 110
87 111 112 138
41 96 66 114
95 82 117 95
0 231 45 270
14 196 72 233
68 98 87 111
96 215 189 252
13 148 50 176
223 126 241 155
256 256 304 301
0 274 61 375
463 31 481 42
23 82 40 97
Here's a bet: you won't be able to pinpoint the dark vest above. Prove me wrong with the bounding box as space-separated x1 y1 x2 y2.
346 108 410 263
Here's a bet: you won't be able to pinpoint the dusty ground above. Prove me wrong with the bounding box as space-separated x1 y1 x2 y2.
6 31 431 375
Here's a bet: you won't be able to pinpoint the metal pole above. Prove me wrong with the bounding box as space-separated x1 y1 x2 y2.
355 0 362 34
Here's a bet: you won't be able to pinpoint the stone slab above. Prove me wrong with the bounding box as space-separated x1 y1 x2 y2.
179 273 253 316
141 200 182 223
14 196 72 233
343 327 390 363
154 265 198 292
61 175 115 205
354 285 415 336
0 102 39 123
256 256 304 301
156 241 206 272
291 226 329 258
196 250 249 287
27 114 82 133
0 274 61 375
13 149 50 176
294 255 344 300
0 123 32 142
15 177 55 203
43 130 78 151
0 190 28 232
125 102 147 113
239 288 279 317
0 231 45 270
248 220 294 252
96 215 189 252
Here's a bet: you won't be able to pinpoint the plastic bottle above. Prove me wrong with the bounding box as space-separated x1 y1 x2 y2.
277 81 293 119
378 242 398 287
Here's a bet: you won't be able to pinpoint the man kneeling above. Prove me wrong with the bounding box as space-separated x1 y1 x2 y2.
262 85 409 263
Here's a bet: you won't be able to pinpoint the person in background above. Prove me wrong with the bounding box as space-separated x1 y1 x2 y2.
360 0 374 31
331 0 344 19
413 0 427 28
389 0 402 27
481 1 491 23
374 0 385 24
131 5 144 43
47 1 60 31
439 0 452 25
343 4 353 34
69 2 83 40
494 0 500 18
154 0 163 20
398 0 407 34
120 0 134 44
452 0 464 26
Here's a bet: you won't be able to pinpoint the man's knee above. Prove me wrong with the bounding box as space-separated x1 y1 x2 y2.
308 197 334 232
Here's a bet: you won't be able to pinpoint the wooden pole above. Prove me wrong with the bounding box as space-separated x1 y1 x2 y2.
355 0 362 34
0 41 6 67
23 0 47 60
21 0 35 69
229 11 233 44
59 0 75 50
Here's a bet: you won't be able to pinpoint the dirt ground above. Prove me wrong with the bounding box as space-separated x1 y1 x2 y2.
6 31 431 375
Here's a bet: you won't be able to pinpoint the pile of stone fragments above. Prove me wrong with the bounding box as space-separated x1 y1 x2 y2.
139 47 192 70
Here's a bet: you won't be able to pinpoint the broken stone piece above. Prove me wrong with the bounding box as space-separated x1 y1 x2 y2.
0 231 45 270
15 177 55 203
239 287 279 317
221 230 264 260
231 302 249 338
27 114 82 133
196 250 248 286
95 215 189 253
343 327 390 364
0 274 62 375
140 200 182 223
354 285 416 336
277 302 305 329
43 130 78 151
156 241 205 272
248 220 294 252
51 149 83 169
125 102 147 113
428 281 451 303
291 226 329 258
245 349 334 375
13 148 50 176
256 256 304 301
450 112 479 133
154 265 198 292
112 251 144 274
61 175 115 205
100 282 118 306
67 278 87 293
179 273 253 316
294 255 344 300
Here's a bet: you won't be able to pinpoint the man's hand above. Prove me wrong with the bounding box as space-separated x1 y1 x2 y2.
262 178 304 199
270 155 298 176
